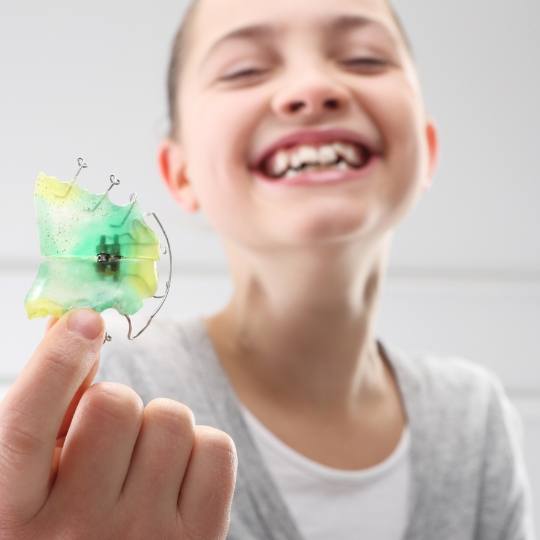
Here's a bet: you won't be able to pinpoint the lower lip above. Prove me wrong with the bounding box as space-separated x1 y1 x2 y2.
253 154 380 187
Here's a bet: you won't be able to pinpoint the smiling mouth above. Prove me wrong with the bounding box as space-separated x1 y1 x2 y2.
253 141 372 179
268 156 362 178
252 145 377 186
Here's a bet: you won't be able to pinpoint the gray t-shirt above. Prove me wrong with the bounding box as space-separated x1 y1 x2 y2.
95 317 536 539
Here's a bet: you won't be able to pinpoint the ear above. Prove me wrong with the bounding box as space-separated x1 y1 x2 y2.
157 138 200 213
423 117 439 191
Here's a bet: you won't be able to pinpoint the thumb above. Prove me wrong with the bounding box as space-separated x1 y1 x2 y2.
0 309 104 523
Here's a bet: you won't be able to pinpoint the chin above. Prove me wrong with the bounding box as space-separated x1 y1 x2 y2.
274 204 380 246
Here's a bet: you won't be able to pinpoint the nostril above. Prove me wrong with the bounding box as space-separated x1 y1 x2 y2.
325 98 339 109
287 98 340 113
289 101 304 113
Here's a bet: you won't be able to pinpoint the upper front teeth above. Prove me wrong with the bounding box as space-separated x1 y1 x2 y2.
266 142 364 177
284 161 349 178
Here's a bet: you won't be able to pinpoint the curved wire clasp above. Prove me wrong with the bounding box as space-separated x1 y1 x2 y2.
90 174 121 212
103 212 172 343
57 157 88 198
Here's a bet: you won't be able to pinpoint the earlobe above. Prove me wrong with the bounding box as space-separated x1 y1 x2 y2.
157 139 200 213
423 118 439 191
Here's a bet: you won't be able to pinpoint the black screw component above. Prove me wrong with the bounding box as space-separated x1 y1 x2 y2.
96 234 122 279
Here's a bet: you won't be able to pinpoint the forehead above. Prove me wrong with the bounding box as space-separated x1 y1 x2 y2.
189 0 397 57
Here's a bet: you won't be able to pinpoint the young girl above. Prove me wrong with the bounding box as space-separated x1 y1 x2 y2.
0 0 535 539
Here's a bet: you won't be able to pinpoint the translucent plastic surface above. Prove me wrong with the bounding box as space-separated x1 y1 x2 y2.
25 173 160 318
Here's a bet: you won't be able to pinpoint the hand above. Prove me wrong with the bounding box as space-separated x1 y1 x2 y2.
0 309 237 539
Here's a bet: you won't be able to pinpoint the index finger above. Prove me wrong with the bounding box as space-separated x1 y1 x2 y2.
0 309 104 520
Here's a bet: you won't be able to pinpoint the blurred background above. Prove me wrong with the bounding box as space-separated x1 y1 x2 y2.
0 0 538 525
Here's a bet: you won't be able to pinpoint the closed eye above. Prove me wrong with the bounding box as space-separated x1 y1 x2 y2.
221 57 387 81
221 68 264 80
343 57 387 67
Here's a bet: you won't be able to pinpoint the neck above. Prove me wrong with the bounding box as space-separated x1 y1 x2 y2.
205 234 393 418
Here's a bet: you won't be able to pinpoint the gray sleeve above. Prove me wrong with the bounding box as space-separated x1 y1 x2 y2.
475 371 537 540
91 319 209 410
92 319 168 395
93 341 154 403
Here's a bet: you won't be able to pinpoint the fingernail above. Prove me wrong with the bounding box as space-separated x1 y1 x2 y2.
67 309 103 340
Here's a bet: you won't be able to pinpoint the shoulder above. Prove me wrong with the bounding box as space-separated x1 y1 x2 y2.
385 340 525 471
386 342 535 537
415 350 524 447
385 340 507 422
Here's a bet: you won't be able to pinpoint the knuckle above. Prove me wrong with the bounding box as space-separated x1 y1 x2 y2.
194 426 237 469
144 399 195 438
81 382 143 425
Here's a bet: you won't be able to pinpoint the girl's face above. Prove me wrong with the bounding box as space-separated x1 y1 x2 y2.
161 0 438 251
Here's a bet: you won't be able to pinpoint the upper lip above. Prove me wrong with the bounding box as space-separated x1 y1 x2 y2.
250 127 382 170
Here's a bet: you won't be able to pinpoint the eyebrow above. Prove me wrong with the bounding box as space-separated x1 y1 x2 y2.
200 14 397 66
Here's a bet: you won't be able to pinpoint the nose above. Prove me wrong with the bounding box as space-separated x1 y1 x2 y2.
273 77 352 120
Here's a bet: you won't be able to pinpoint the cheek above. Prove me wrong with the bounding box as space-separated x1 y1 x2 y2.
185 147 254 241
187 91 260 177
372 79 426 176
179 88 267 239
362 79 430 222
368 77 421 147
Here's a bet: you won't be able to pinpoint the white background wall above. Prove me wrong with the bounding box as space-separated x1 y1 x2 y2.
1 0 538 528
